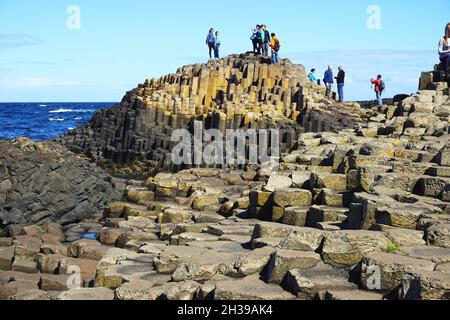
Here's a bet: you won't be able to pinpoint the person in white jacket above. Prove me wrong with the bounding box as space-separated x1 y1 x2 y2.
438 23 450 72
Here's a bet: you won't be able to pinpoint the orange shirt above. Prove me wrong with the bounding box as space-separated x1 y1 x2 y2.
270 37 281 50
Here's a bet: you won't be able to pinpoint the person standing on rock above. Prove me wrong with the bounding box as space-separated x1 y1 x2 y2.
335 66 345 103
259 26 267 56
270 33 281 64
262 25 271 57
251 25 261 54
438 23 450 72
206 28 216 59
214 31 221 59
308 69 320 85
323 65 334 99
371 75 384 106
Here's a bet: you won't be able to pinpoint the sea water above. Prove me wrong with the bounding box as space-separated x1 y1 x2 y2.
0 102 114 141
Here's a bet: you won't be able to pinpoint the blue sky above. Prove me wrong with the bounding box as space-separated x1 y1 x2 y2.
0 0 449 102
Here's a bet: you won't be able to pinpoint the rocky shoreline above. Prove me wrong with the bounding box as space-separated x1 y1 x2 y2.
1 53 450 300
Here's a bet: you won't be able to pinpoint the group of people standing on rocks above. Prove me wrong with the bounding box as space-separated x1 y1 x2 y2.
308 66 347 103
308 66 385 106
205 25 282 64
206 28 221 59
250 25 282 64
205 23 450 107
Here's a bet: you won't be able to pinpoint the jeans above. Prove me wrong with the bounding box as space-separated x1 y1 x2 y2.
376 91 383 106
440 52 450 71
271 51 279 64
208 43 215 58
337 83 344 102
252 39 259 53
262 43 269 56
214 45 220 59
325 83 332 99
256 40 262 54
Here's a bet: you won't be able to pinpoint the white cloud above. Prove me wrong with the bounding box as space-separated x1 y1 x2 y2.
0 33 42 49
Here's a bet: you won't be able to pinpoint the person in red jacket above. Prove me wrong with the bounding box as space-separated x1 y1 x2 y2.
371 75 384 106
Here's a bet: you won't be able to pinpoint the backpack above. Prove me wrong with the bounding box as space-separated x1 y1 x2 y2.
274 39 280 52
379 80 385 92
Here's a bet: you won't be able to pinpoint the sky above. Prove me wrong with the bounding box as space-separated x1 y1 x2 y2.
0 0 449 102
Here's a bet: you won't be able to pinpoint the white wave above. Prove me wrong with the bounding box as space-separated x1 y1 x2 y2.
49 118 65 122
39 104 48 107
68 127 74 130
74 117 82 120
49 108 95 114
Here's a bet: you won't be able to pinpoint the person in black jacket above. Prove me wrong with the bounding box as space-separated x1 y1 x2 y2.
262 25 271 57
226 69 241 95
335 66 345 102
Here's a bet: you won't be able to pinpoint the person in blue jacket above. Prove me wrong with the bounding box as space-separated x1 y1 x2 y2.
323 65 334 99
206 28 216 59
250 25 261 54
214 31 221 59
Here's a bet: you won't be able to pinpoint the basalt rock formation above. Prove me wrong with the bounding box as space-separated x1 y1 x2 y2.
57 53 370 177
1 55 450 301
0 138 121 227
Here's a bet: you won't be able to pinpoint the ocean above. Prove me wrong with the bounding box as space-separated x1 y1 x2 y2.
0 102 115 141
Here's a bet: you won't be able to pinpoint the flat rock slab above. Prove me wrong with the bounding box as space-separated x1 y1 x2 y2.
322 230 391 267
207 225 254 237
400 246 450 264
104 260 155 289
0 280 38 299
273 189 312 208
213 275 295 300
279 227 326 252
11 258 38 274
285 263 357 299
0 247 15 271
154 246 234 276
399 270 450 300
39 274 70 291
384 228 426 247
58 288 115 300
176 233 220 246
9 289 51 300
265 250 321 284
324 289 384 301
116 280 199 300
187 241 247 254
361 252 436 292
252 222 314 240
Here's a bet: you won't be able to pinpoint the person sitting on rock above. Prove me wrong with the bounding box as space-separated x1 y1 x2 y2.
371 75 384 106
226 69 240 96
323 65 334 99
308 69 320 85
438 23 450 72
270 33 281 64
227 69 240 86
206 28 216 59
214 31 221 59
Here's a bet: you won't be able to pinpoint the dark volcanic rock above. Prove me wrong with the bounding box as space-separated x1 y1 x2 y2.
0 138 121 226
